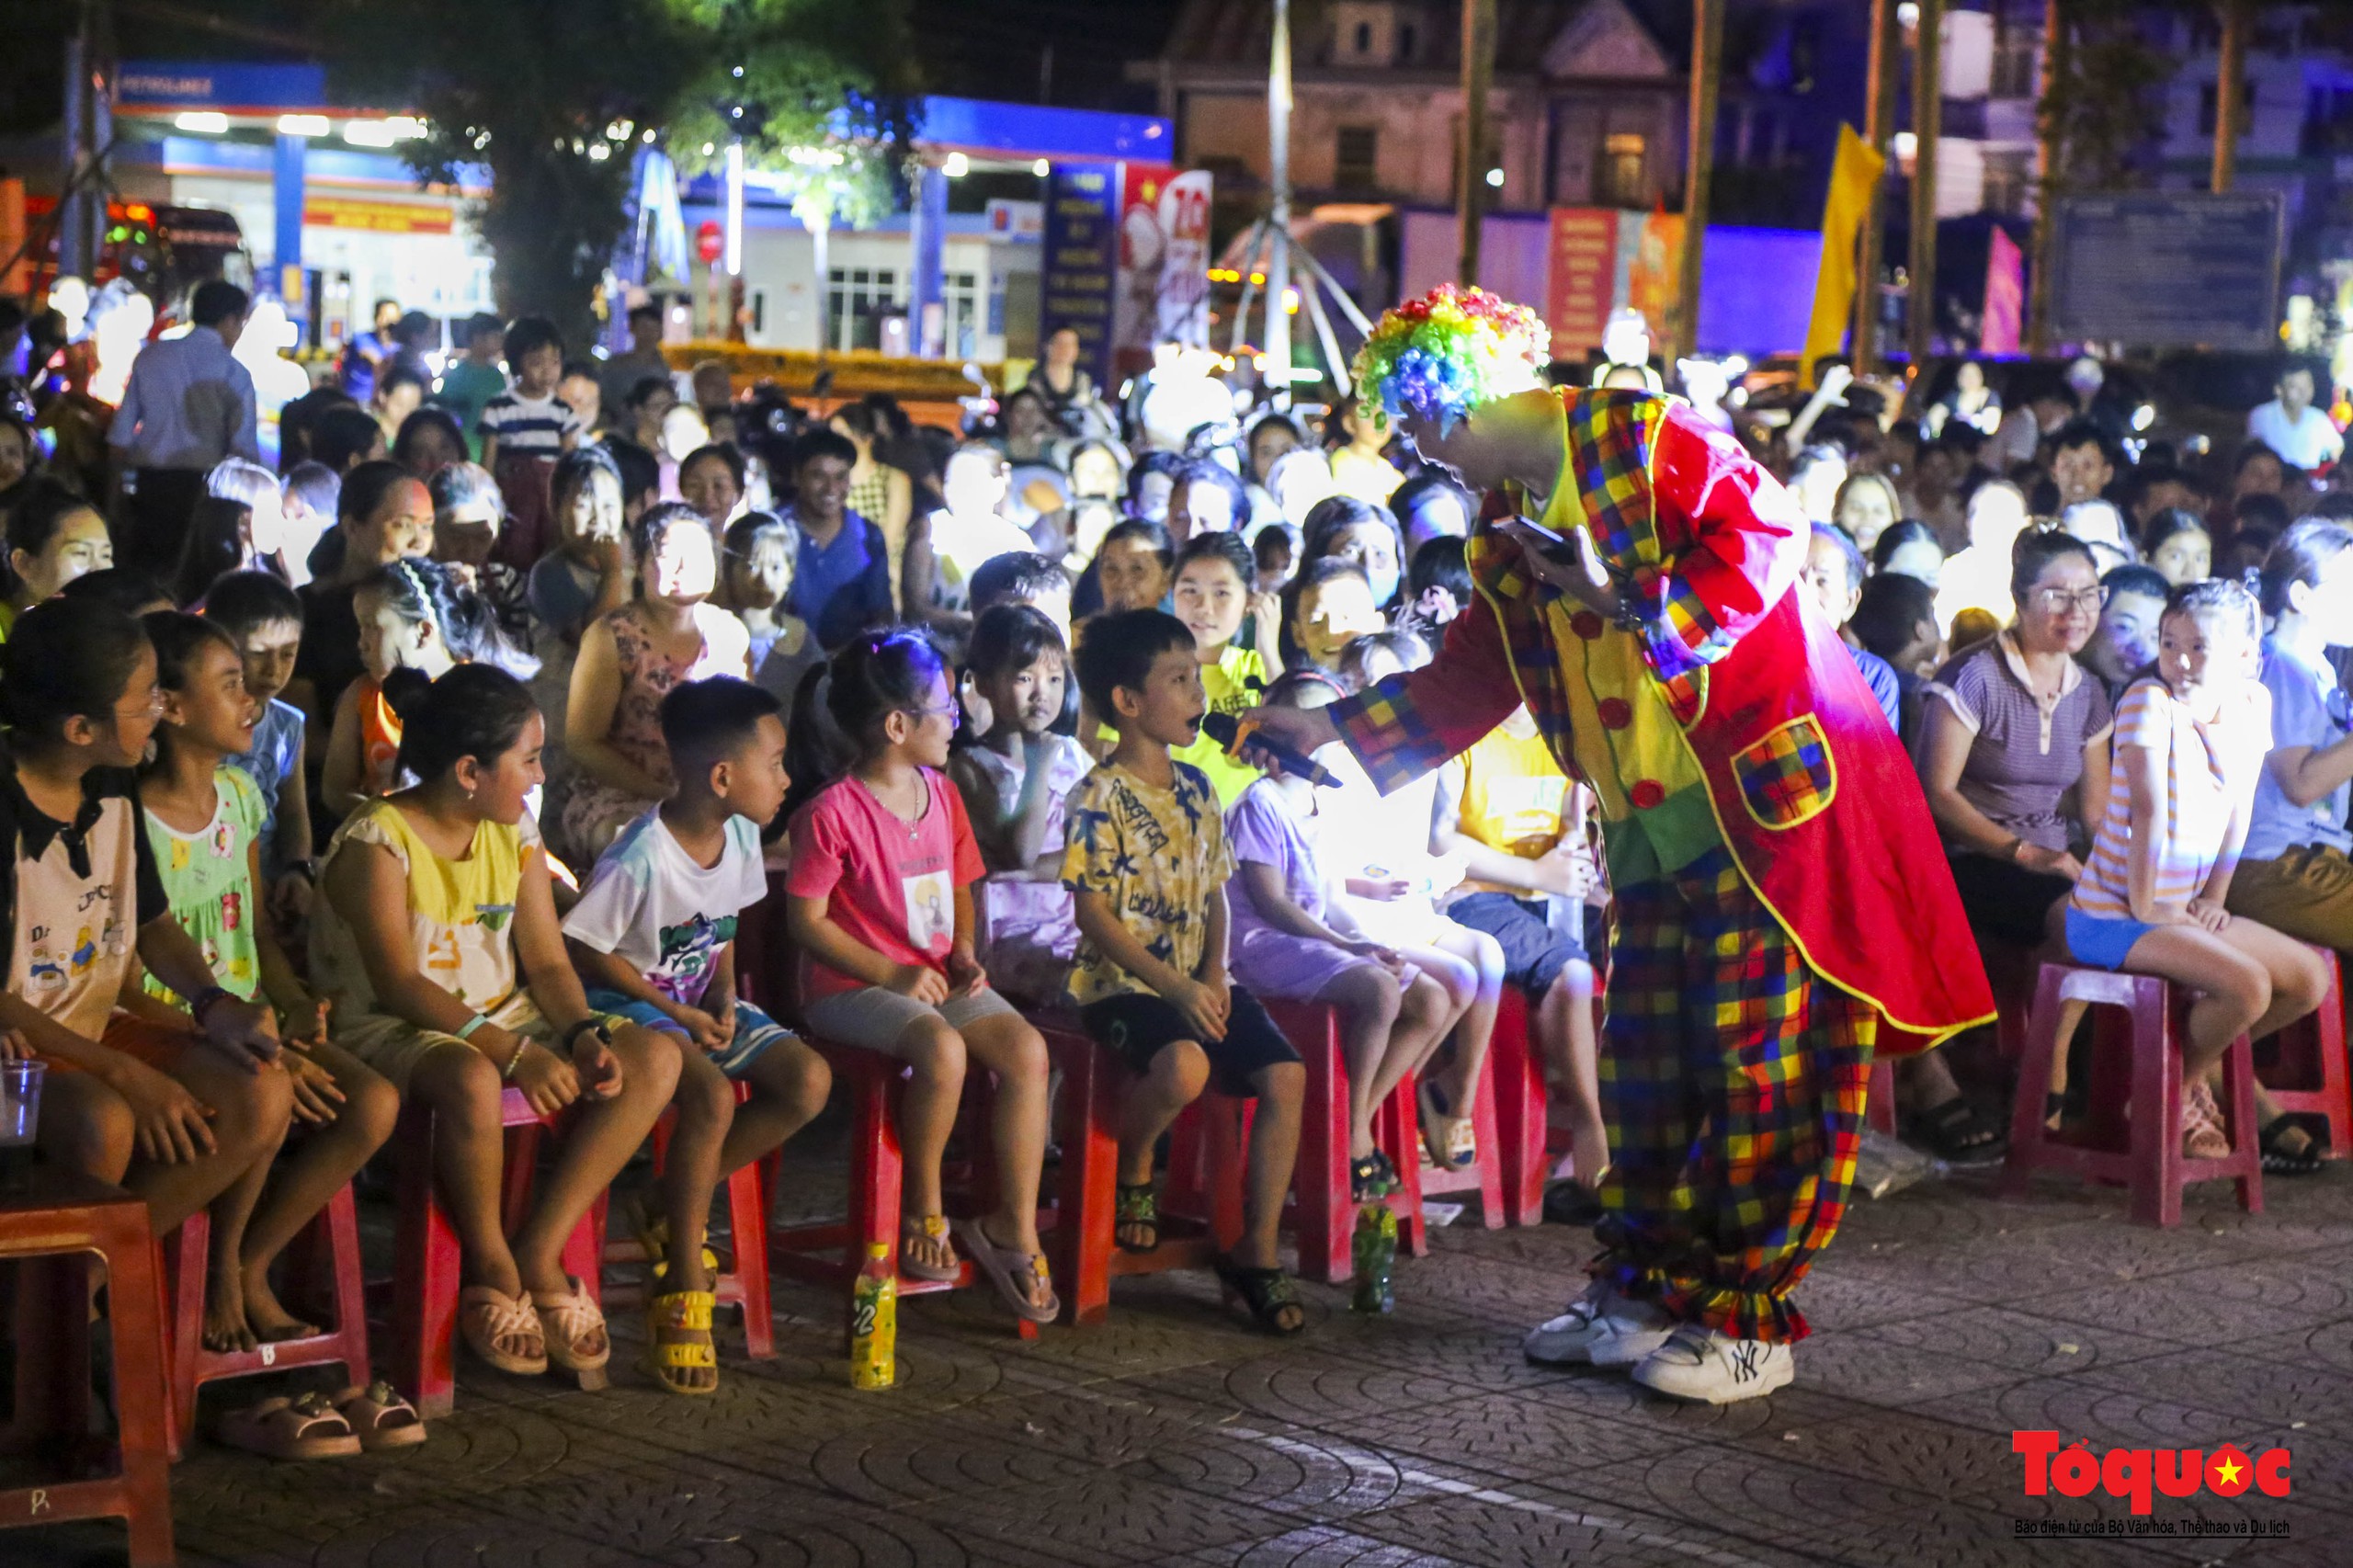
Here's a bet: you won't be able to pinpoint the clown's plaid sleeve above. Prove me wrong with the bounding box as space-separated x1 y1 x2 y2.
1332 589 1523 794
1627 412 1811 684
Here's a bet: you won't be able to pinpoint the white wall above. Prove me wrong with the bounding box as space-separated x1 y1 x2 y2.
734 226 1027 359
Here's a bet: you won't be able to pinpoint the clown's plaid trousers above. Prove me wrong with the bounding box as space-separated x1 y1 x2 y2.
1591 846 1874 1344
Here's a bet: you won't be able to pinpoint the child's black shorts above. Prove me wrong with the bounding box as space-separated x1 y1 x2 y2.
1447 891 1587 994
1080 983 1302 1096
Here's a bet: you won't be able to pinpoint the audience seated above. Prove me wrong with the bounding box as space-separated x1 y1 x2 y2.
2061 579 2329 1158
563 503 749 859
782 631 1056 1322
947 606 1090 1004
1429 706 1606 1194
28 315 2353 1457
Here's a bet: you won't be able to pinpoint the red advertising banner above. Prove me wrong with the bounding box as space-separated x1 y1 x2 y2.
1547 209 1619 352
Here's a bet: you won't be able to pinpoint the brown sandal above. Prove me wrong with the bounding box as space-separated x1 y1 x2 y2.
217 1392 362 1460
531 1275 611 1372
458 1285 547 1375
331 1381 427 1449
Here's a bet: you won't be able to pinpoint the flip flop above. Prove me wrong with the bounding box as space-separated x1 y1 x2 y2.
458 1285 546 1376
331 1381 427 1449
2261 1116 2325 1176
951 1217 1059 1324
898 1213 961 1282
531 1276 611 1373
216 1392 361 1460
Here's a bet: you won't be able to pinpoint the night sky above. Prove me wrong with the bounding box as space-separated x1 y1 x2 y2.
906 0 1187 114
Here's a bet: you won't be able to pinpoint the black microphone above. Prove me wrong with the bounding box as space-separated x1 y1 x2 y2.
1200 711 1344 788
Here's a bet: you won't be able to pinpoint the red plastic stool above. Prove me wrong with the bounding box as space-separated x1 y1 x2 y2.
0 1175 175 1568
377 1086 611 1419
1486 985 1549 1226
2254 946 2352 1158
1996 962 2262 1227
769 1038 1040 1343
1041 1021 1249 1326
162 1183 372 1459
1264 999 1426 1283
602 1083 776 1358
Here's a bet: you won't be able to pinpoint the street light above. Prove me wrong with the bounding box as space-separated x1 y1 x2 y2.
1484 166 1504 188
277 114 329 138
174 112 228 134
944 152 970 177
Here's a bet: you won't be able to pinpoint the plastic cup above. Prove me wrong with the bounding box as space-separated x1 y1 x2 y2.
0 1058 45 1148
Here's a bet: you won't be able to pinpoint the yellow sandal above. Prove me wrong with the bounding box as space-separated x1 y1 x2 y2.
645 1290 719 1397
639 1216 721 1281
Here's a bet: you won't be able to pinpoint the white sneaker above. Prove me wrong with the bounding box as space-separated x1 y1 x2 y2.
1631 1322 1794 1403
1521 1279 1674 1367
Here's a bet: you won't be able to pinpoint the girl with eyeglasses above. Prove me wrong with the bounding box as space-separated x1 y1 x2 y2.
782 630 1058 1323
1914 532 2113 1155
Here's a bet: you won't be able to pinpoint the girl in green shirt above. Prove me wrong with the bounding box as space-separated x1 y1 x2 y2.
135 611 404 1369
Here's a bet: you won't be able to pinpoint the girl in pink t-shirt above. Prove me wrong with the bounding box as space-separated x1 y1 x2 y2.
783 631 1057 1323
2064 579 2329 1158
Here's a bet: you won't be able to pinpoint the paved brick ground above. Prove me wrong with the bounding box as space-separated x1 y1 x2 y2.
11 1153 2351 1567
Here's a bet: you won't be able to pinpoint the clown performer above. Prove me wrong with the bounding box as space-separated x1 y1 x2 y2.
1245 287 1994 1404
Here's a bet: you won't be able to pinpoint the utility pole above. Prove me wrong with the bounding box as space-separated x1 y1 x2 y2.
59 0 111 283
1266 0 1293 407
1852 0 1899 374
1457 0 1497 286
1907 0 1944 371
1676 0 1725 362
2028 0 2065 354
2211 0 2248 193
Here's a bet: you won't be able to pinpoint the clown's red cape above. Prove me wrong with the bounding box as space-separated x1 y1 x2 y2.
1333 390 1995 1055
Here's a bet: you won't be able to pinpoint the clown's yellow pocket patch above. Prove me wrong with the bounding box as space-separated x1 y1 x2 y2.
1731 714 1836 830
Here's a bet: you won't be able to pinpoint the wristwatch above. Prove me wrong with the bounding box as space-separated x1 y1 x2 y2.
189 985 236 1030
562 1017 608 1053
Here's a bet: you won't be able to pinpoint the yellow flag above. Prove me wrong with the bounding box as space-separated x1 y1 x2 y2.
1799 124 1887 390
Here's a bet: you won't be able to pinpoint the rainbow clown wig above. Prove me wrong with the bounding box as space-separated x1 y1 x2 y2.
1351 285 1551 435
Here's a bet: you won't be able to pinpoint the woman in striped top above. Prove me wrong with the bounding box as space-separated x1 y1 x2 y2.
2063 579 2329 1159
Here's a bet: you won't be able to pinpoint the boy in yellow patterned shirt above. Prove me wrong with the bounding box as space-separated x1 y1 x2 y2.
1063 608 1307 1333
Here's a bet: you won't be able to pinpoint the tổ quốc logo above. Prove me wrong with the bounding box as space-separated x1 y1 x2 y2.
2014 1431 2290 1516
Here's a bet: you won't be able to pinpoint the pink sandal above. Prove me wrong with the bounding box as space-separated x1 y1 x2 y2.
2182 1078 2231 1161
531 1276 611 1372
952 1217 1059 1324
332 1381 427 1449
458 1286 546 1375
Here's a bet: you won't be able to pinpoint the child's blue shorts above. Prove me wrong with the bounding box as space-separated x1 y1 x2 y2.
583 990 798 1078
2062 906 2158 972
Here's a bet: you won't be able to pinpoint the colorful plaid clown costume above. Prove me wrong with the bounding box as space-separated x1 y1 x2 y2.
1332 327 1993 1343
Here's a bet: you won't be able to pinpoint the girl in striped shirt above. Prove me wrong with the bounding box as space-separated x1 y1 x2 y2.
2063 579 2330 1158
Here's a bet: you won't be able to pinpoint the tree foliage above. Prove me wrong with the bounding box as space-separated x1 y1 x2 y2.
665 2 915 239
313 0 914 344
2036 0 2181 201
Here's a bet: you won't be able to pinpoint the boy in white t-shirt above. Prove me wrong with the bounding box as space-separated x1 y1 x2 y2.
563 676 830 1394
